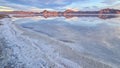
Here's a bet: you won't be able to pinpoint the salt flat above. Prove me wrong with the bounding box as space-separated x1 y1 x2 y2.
0 17 120 68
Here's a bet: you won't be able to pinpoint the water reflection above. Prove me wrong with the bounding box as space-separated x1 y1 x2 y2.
12 14 120 20
41 14 120 19
17 16 120 66
17 15 120 42
13 14 120 27
1 14 120 67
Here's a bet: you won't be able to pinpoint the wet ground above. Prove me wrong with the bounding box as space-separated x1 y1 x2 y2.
0 16 120 68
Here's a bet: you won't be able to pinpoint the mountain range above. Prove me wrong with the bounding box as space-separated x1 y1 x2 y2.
0 8 120 19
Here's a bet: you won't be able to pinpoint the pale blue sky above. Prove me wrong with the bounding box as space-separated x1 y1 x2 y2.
0 0 120 11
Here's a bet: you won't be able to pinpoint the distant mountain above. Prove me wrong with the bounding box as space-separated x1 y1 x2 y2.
0 14 9 19
41 8 120 19
99 8 120 14
0 8 120 19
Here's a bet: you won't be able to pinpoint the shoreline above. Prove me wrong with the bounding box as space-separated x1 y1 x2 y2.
0 18 119 68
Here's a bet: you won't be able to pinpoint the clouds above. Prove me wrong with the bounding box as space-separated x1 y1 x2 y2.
0 0 120 11
102 0 120 4
5 0 80 8
0 0 42 11
0 6 14 11
101 0 120 9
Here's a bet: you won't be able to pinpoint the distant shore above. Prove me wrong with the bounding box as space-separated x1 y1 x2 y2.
0 14 10 19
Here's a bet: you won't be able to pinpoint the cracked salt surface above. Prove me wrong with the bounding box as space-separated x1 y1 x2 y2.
0 17 120 68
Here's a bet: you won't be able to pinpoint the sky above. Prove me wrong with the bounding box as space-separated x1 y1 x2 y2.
0 0 120 11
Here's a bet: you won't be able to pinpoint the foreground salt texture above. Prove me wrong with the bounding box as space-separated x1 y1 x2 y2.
0 18 82 68
0 18 120 68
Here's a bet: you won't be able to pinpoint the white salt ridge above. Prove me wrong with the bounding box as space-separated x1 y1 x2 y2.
0 18 82 68
0 18 120 68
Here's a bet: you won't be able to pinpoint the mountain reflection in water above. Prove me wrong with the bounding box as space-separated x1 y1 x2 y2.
11 14 120 20
0 14 120 68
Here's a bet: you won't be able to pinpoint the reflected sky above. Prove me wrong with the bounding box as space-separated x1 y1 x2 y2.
0 0 120 66
13 17 120 66
17 18 120 45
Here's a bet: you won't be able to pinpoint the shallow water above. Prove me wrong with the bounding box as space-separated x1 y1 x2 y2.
0 16 120 68
18 17 120 67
